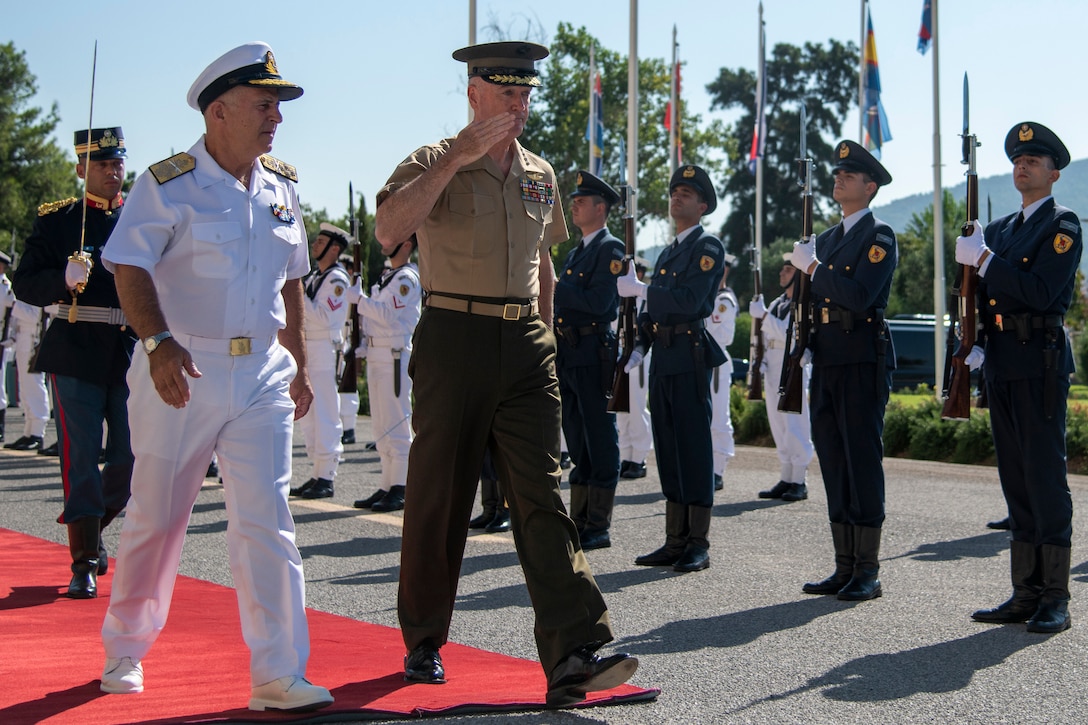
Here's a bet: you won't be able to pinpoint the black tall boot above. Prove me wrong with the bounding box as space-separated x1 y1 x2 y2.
469 478 498 529
972 540 1041 623
568 484 589 533
580 487 615 550
838 525 882 601
635 501 688 566
673 505 712 572
96 507 124 576
1026 544 1072 633
0 407 5 443
66 518 101 599
803 522 855 595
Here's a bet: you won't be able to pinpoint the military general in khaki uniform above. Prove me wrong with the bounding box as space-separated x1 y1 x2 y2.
374 40 637 708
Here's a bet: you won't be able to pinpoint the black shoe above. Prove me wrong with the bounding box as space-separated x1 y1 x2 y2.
559 452 572 470
206 460 219 479
289 478 317 497
485 508 511 533
758 481 790 499
341 429 356 445
580 528 612 550
620 461 646 479
673 544 710 573
714 474 724 491
546 645 638 708
97 539 109 576
1026 598 1072 633
986 516 1011 530
781 483 808 502
634 545 684 567
371 485 405 512
619 460 633 477
300 478 334 499
5 435 43 451
353 489 386 509
971 596 1039 624
404 642 445 684
38 441 59 456
837 573 882 601
802 573 851 596
469 509 496 529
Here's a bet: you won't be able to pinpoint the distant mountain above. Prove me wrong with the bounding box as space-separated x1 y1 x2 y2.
872 158 1088 233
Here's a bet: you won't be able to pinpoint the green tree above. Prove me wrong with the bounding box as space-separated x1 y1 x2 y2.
888 190 967 316
0 42 79 255
705 39 859 302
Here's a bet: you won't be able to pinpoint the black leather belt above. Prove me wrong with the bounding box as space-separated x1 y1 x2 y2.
988 313 1063 333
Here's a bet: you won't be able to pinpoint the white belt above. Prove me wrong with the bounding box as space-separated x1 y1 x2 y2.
56 303 127 326
765 339 784 350
367 335 411 347
175 332 277 356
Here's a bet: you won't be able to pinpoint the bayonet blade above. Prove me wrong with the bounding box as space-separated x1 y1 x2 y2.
962 73 969 136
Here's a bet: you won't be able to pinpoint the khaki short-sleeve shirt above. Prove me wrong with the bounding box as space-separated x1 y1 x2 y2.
378 138 568 299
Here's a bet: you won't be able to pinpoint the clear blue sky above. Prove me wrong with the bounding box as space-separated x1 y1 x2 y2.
7 0 1086 249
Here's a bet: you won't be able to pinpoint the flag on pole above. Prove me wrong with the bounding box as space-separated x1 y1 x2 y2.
748 15 766 176
585 70 604 175
663 63 682 165
917 0 933 54
863 6 892 158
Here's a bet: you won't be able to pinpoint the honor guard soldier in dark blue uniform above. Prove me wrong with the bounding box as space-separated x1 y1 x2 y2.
958 122 1081 634
618 164 727 573
555 170 624 550
13 127 137 599
792 140 896 602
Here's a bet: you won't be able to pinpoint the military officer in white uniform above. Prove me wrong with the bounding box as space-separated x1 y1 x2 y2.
4 299 51 449
0 252 15 439
98 42 332 713
616 258 652 480
339 253 361 444
289 223 352 500
706 254 737 491
351 236 420 512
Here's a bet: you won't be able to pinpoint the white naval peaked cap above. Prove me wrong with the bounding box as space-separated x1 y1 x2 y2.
187 41 304 112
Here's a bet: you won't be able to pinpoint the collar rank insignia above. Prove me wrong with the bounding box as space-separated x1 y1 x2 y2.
1054 233 1074 254
270 203 295 223
868 245 887 263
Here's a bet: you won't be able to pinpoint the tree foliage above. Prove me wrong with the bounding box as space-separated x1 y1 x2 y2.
0 42 79 256
887 190 966 316
705 38 859 302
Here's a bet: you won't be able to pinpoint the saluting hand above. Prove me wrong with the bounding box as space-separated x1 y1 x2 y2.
450 113 518 166
148 339 201 409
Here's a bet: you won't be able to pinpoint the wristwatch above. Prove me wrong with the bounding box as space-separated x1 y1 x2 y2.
142 330 173 354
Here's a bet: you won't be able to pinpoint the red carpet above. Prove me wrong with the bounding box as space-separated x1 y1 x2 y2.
0 528 656 724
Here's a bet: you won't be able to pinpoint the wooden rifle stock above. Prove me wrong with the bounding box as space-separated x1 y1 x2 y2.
746 219 764 401
778 194 813 414
608 188 637 413
941 181 979 420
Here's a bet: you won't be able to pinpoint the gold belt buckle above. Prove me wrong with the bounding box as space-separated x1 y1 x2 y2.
502 303 521 321
229 337 252 356
820 308 830 325
994 313 1004 331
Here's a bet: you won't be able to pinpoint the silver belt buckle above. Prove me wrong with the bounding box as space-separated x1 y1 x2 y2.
502 303 521 321
229 337 252 356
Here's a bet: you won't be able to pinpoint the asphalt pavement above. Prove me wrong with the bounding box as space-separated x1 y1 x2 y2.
2 408 1086 724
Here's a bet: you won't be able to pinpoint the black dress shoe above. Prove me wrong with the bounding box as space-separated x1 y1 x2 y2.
986 516 1011 530
485 508 511 533
673 544 710 572
371 485 405 512
353 489 386 509
5 435 43 451
341 429 356 445
758 481 790 499
38 441 59 456
634 545 684 567
404 642 445 684
300 478 334 499
579 528 611 550
619 460 633 477
546 645 638 708
559 451 572 470
802 573 851 596
468 509 495 528
781 483 808 502
971 596 1039 624
289 478 317 497
1026 598 1071 633
714 474 724 491
620 461 647 479
206 460 219 479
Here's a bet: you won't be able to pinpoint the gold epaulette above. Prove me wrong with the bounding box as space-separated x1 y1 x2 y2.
149 152 196 184
37 197 79 216
260 155 298 182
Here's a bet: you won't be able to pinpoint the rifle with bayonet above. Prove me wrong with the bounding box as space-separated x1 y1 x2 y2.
338 183 362 394
941 73 980 421
607 182 637 413
778 106 814 414
746 213 764 401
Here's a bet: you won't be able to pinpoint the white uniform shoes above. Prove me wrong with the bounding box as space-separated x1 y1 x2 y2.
249 675 334 712
100 656 144 694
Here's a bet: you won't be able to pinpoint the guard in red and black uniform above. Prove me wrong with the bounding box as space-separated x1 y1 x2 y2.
958 122 1082 634
13 127 137 599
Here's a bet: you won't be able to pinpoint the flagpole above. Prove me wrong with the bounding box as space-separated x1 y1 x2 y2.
858 0 866 143
931 0 946 392
754 3 764 253
628 0 639 236
588 42 595 172
668 25 678 178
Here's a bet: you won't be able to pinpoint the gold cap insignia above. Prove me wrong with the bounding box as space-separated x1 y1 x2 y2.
683 166 696 178
868 245 887 264
1019 124 1034 142
100 130 119 148
839 143 850 158
264 51 278 75
1055 233 1074 254
610 259 623 275
576 173 583 186
699 255 715 271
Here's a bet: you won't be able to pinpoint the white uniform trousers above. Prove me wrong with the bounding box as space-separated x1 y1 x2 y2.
102 337 311 687
298 338 342 480
339 390 358 433
763 347 814 483
616 351 653 463
366 345 412 491
710 355 735 477
0 345 10 408
14 321 49 437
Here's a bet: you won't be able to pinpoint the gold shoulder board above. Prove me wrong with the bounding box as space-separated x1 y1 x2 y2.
260 155 298 182
149 153 196 185
37 197 79 216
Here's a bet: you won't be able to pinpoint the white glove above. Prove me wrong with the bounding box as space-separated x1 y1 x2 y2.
616 265 648 300
354 339 368 360
801 349 813 367
965 345 984 371
749 295 767 319
955 220 990 267
345 278 363 304
65 256 92 290
0 337 13 349
623 349 644 373
790 235 818 274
